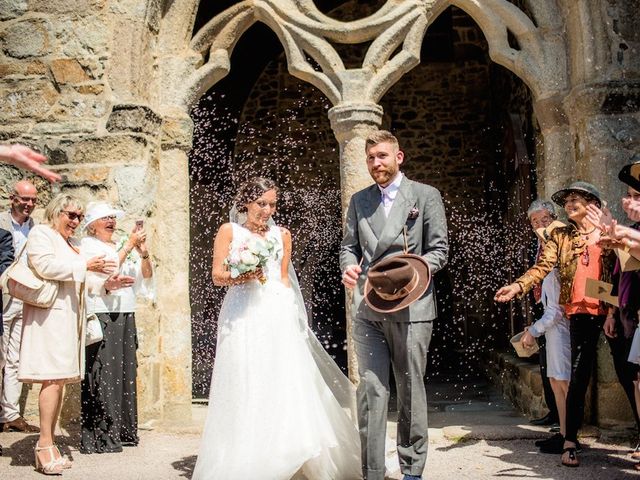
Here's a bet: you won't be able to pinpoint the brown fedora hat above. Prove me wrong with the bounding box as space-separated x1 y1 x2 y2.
364 254 431 314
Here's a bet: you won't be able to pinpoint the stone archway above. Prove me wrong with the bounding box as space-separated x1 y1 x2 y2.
156 0 567 398
150 0 575 417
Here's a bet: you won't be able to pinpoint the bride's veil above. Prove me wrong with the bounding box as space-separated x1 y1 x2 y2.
229 203 358 420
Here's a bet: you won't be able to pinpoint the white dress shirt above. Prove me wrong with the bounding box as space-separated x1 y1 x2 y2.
9 212 32 262
378 172 404 217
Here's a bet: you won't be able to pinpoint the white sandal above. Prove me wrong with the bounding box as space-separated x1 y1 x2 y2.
34 442 63 475
54 445 73 469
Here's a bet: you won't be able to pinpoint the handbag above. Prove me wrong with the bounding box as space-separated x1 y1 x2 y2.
0 242 59 309
85 313 104 346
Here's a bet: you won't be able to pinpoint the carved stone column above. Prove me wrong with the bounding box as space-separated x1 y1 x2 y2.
153 110 195 424
532 94 574 199
328 102 383 382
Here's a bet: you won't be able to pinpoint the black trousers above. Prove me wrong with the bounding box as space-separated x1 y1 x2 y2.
81 312 139 454
605 316 640 433
565 314 605 444
538 335 559 421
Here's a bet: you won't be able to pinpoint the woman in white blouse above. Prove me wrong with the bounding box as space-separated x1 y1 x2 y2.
18 194 125 475
79 202 153 454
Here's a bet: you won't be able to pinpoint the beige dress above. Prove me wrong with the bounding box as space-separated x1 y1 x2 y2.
18 225 89 383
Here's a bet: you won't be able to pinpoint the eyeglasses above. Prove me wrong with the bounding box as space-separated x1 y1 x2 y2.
13 195 37 204
98 215 117 221
62 211 85 222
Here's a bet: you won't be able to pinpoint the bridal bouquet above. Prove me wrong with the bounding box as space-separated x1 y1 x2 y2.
225 235 279 284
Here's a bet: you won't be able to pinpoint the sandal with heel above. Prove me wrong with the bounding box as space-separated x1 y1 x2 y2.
53 445 72 469
34 442 63 475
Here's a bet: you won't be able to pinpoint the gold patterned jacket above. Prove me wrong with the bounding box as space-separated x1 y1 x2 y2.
516 224 616 307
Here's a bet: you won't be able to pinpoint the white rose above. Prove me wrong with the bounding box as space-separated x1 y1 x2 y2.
239 250 259 266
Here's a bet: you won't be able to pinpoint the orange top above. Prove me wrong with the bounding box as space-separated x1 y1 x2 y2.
565 243 604 316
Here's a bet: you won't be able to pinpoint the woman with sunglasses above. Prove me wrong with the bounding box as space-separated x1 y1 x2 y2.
495 181 616 468
17 194 125 475
79 202 153 455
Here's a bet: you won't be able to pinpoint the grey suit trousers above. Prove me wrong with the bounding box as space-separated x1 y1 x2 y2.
353 318 433 480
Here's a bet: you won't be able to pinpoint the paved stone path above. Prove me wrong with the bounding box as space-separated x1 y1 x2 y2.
2 378 639 479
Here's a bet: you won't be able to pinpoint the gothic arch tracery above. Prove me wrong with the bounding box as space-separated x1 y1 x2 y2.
172 0 568 110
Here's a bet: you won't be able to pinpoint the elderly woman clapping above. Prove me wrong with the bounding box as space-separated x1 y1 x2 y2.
18 194 132 475
80 202 153 454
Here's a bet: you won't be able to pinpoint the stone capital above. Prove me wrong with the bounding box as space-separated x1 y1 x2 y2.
327 103 383 142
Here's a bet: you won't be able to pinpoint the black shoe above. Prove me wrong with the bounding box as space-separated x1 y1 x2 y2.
529 413 559 426
535 433 563 447
539 434 565 454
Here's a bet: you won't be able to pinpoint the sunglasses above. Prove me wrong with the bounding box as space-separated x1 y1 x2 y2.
62 211 85 222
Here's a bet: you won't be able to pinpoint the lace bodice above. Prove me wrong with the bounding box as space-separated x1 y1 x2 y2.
229 222 283 283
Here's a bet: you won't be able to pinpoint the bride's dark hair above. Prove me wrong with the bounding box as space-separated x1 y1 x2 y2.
234 177 279 212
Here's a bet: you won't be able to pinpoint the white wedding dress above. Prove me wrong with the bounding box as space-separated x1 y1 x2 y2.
192 223 363 480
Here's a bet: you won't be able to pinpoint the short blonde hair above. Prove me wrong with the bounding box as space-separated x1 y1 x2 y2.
365 130 399 152
44 193 84 227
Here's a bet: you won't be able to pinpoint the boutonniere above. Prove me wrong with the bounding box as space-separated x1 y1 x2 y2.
407 207 419 220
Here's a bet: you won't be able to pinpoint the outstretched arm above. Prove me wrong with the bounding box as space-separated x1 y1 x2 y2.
495 234 559 303
0 144 61 183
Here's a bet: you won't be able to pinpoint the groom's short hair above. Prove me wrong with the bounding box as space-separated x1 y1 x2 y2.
365 130 399 153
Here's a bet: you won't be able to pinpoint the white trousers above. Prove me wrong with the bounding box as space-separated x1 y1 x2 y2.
1 297 23 423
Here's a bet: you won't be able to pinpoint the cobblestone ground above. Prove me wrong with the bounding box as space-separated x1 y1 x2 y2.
2 379 639 479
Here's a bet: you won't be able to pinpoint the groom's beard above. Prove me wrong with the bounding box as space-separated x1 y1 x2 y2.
371 166 399 186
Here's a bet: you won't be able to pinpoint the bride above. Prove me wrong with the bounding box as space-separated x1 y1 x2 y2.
192 178 363 480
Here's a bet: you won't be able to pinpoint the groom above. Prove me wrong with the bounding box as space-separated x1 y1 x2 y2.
341 130 448 480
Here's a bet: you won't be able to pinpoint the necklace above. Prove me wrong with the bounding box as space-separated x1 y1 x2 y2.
578 227 596 237
243 222 269 235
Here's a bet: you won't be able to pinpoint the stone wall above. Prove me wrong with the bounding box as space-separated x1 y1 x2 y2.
0 1 168 424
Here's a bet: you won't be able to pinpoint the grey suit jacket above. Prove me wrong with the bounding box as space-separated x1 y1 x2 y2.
340 176 448 322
